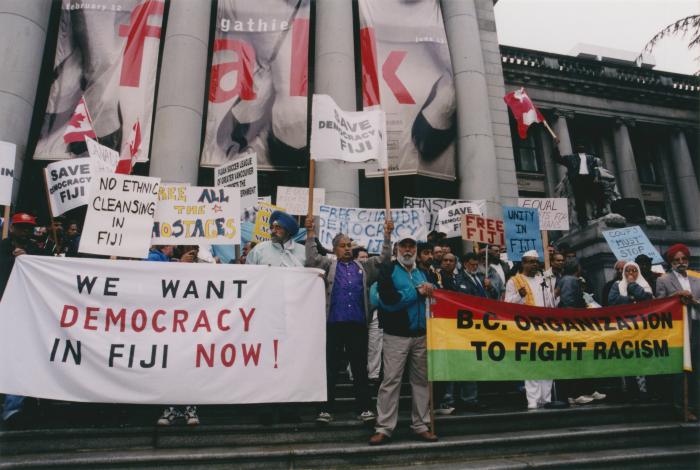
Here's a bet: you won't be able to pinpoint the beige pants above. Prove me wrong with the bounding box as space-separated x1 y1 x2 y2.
375 334 430 437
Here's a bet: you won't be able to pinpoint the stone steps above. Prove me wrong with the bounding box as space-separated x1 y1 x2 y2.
0 419 697 469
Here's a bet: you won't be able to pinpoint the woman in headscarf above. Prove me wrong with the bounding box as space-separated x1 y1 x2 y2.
607 261 654 305
607 261 654 401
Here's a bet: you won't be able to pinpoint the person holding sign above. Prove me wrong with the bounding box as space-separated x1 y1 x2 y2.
505 250 557 410
1 213 48 426
304 217 393 424
246 211 305 267
368 236 438 445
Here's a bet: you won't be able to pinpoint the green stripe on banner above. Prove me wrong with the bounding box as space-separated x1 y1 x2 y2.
428 348 683 381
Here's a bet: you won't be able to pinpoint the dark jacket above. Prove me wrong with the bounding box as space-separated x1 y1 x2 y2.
0 237 48 298
553 148 599 178
556 275 587 308
372 261 431 337
456 269 499 300
608 281 653 305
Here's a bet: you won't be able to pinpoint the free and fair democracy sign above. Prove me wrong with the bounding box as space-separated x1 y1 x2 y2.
152 185 241 245
0 256 326 404
428 290 687 381
318 205 428 254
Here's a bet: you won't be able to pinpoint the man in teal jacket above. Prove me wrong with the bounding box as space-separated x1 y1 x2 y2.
368 236 438 445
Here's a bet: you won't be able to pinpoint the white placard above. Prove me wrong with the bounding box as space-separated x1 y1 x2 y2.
276 186 326 216
215 153 258 210
0 256 326 404
44 159 93 217
310 94 387 168
318 205 427 254
437 201 484 238
517 198 570 231
0 141 16 206
79 174 160 258
152 185 241 245
403 197 485 232
85 136 119 174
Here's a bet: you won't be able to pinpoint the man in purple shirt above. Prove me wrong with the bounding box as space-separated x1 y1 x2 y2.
305 217 393 424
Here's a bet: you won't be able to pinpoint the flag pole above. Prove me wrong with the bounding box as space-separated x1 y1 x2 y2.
2 206 9 239
425 297 436 434
42 170 60 254
542 230 550 271
307 159 316 218
542 120 557 140
383 168 392 222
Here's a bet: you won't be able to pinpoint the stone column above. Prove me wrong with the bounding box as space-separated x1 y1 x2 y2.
149 0 212 184
612 118 644 205
313 0 358 208
0 1 51 203
656 135 683 229
599 132 618 178
670 128 700 230
551 109 573 182
441 0 500 213
537 125 558 196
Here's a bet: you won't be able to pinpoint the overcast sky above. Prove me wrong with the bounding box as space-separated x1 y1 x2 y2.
494 0 698 75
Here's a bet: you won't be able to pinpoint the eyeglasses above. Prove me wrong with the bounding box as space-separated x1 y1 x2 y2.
625 267 638 273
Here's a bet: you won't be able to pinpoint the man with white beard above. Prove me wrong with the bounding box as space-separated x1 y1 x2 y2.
505 249 557 410
368 236 438 445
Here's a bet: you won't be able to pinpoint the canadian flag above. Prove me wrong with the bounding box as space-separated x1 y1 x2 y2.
503 87 545 139
63 97 97 144
115 120 141 175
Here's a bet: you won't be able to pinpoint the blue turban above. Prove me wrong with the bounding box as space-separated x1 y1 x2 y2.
269 210 299 237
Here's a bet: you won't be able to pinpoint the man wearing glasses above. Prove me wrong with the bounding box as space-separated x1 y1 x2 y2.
657 244 700 420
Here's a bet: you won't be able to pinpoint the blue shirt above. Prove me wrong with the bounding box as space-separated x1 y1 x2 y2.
328 261 365 324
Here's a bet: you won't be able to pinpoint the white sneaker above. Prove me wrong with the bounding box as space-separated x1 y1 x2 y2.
358 410 376 422
184 406 199 426
574 395 595 404
434 404 455 415
157 407 178 426
316 412 332 424
591 391 607 400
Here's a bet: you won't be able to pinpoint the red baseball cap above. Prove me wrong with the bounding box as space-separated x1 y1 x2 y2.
11 213 37 226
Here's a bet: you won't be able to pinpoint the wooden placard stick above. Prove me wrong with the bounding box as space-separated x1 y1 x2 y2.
2 206 9 239
383 168 392 222
307 160 316 219
542 230 550 271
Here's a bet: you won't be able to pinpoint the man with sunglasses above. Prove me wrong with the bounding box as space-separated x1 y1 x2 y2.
657 244 700 419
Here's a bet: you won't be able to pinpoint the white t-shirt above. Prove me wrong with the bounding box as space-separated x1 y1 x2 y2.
578 153 589 175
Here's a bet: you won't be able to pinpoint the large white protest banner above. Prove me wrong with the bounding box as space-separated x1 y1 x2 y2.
403 197 484 232
318 205 427 253
152 185 241 245
215 153 258 210
0 141 16 206
86 137 119 174
310 94 387 168
517 198 569 231
0 256 326 404
276 186 325 216
44 159 93 217
80 174 160 258
437 201 483 238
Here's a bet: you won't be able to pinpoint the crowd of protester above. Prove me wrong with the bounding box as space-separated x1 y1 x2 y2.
0 210 698 445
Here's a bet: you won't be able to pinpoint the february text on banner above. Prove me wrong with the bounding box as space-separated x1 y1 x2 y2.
428 290 685 381
0 256 326 404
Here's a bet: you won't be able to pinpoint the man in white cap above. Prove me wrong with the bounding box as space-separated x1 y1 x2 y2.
368 235 438 445
505 249 556 409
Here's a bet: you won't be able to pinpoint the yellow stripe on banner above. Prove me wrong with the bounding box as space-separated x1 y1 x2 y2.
428 318 684 351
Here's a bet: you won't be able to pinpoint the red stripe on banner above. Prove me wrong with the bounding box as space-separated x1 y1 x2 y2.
360 27 380 108
63 130 97 144
289 18 309 97
431 289 684 322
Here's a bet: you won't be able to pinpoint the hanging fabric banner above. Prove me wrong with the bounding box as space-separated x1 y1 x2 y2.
201 0 311 170
34 0 165 163
359 0 456 180
0 256 326 404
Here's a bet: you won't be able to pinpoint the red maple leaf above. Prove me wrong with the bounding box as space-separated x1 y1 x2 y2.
68 113 86 128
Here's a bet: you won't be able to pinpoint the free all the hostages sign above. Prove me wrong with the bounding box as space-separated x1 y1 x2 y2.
0 256 326 404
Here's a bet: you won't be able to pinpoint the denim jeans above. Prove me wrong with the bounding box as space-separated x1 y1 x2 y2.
2 395 24 421
442 381 478 406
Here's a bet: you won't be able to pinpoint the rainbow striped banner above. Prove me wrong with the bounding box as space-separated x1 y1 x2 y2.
428 290 687 381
